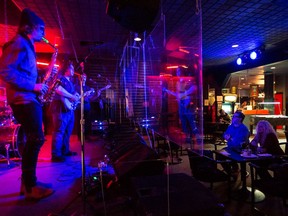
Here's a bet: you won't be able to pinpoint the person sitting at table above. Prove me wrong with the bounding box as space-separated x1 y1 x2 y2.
250 120 284 179
221 111 250 179
217 109 231 124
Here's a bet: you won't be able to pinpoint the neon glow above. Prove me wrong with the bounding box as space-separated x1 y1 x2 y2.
37 62 59 67
179 48 190 53
166 65 188 69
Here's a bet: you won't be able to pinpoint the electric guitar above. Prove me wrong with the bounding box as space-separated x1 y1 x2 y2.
90 84 112 102
63 88 95 111
63 83 111 110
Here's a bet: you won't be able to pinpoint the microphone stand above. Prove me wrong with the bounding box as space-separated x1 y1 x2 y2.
79 74 87 214
53 74 89 216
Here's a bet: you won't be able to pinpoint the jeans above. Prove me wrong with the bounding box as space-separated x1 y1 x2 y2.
11 102 45 189
51 110 75 157
179 99 198 136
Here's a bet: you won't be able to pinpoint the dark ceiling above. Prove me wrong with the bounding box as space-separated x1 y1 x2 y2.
1 0 288 76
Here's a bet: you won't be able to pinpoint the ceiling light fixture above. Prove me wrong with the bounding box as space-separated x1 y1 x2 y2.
250 46 265 60
236 57 242 65
236 45 265 65
250 51 257 60
236 54 248 65
134 33 141 41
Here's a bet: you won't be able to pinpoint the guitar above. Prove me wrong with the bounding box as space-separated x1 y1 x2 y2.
90 84 112 102
63 83 111 110
63 88 95 111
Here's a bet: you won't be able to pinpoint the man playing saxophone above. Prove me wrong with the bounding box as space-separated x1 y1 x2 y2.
50 60 79 162
0 8 53 200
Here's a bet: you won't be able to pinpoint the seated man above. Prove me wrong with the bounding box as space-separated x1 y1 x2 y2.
217 109 231 124
221 111 250 179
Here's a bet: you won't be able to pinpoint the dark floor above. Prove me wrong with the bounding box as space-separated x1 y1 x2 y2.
0 126 287 216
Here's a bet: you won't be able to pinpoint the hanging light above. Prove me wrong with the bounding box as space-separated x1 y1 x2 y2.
134 33 141 41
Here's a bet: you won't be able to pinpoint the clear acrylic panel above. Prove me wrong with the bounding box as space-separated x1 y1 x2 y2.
119 1 203 154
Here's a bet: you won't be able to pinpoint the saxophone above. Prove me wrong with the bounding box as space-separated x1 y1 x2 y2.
38 37 61 103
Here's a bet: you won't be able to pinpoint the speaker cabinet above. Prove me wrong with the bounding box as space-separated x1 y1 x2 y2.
113 142 165 181
130 174 225 216
106 0 160 33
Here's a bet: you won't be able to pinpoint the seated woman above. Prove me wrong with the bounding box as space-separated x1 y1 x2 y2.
250 120 284 179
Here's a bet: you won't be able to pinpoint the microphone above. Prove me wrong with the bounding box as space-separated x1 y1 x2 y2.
42 37 58 51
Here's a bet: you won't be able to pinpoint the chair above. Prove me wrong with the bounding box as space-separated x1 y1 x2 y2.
212 123 229 150
153 133 180 164
249 160 288 212
279 141 288 155
187 149 231 198
145 127 156 149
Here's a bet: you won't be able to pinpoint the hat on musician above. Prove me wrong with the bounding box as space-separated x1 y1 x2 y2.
19 8 45 27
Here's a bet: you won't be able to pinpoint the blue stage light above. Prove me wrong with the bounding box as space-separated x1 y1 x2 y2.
236 57 242 65
250 51 257 60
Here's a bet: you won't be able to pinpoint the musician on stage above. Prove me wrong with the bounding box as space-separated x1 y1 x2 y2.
0 8 53 200
50 60 79 162
164 66 199 143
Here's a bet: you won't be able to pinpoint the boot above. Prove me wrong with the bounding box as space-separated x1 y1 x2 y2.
24 185 54 200
20 181 53 195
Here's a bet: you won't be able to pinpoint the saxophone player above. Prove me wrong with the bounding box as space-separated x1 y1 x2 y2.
0 8 53 200
50 60 79 162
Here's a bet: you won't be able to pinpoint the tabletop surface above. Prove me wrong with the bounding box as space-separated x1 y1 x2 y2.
215 148 274 162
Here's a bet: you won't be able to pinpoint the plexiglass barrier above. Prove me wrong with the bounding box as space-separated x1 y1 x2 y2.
118 1 203 154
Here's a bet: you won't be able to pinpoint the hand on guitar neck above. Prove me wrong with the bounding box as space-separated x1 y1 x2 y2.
96 84 111 98
63 88 95 111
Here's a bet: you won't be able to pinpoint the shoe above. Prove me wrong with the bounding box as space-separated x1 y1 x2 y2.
20 181 53 195
51 156 66 162
24 185 54 200
63 151 77 156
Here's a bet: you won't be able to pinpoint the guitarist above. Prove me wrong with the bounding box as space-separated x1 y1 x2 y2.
163 66 199 143
50 60 79 162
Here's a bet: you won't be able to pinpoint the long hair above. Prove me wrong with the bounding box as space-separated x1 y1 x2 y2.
254 120 277 144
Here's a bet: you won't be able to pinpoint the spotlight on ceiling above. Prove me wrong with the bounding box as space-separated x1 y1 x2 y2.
236 57 242 65
250 51 257 60
236 45 264 65
249 48 263 60
236 54 248 65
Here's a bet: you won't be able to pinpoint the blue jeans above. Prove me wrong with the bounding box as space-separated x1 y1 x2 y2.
179 99 198 136
11 102 45 189
51 110 75 157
